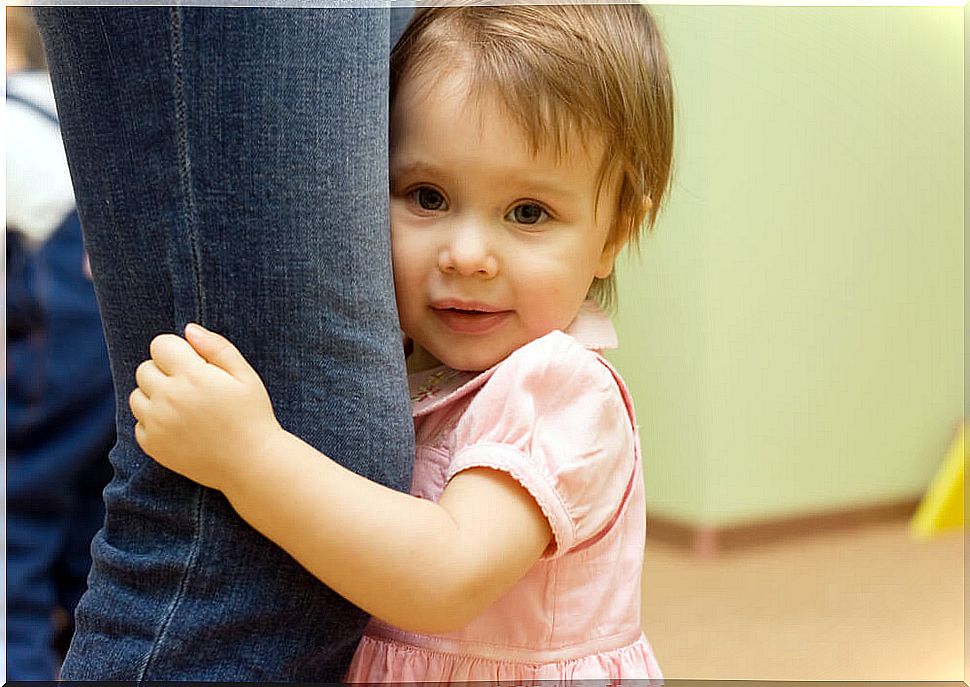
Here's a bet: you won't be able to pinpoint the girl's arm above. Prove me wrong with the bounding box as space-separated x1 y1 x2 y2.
130 325 551 634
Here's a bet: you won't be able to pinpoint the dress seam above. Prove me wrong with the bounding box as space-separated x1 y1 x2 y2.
362 624 645 665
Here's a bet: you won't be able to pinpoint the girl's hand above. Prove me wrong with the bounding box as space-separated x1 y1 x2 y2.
129 323 284 492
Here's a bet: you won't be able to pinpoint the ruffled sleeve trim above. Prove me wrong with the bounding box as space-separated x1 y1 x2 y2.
446 443 575 557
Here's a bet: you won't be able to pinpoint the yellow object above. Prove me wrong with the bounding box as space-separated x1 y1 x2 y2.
911 420 965 538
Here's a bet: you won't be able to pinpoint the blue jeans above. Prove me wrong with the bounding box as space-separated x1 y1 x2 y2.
33 7 414 680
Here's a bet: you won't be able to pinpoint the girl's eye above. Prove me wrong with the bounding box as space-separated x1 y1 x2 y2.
507 203 548 225
411 187 447 212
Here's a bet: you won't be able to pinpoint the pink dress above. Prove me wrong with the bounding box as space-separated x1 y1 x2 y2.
345 302 663 683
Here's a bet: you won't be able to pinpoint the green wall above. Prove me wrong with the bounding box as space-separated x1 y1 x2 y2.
608 6 964 528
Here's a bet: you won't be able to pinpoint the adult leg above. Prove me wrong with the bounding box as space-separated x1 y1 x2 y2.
33 8 414 680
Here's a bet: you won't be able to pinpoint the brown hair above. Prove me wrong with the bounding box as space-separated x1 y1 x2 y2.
390 3 674 311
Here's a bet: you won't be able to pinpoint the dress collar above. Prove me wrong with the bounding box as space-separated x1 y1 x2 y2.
562 299 618 352
408 300 617 416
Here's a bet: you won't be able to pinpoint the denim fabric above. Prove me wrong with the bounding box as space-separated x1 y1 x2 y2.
32 7 414 680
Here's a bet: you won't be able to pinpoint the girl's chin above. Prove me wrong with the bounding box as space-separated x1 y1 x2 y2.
405 344 444 374
408 334 524 373
405 342 504 374
438 347 512 373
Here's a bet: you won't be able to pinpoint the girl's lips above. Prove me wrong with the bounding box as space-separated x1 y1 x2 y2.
432 308 512 335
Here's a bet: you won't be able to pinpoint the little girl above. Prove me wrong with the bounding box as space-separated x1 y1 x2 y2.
130 4 674 682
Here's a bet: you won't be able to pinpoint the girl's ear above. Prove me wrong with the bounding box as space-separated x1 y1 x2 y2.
594 236 623 280
596 195 653 278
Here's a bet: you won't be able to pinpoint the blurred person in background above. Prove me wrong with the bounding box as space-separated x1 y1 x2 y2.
5 7 115 680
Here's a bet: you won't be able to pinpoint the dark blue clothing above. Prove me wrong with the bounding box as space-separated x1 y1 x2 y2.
6 209 115 679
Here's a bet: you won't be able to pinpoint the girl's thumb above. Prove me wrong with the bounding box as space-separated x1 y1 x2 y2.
184 323 252 379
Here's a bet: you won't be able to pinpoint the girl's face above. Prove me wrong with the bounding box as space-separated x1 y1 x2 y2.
390 67 621 372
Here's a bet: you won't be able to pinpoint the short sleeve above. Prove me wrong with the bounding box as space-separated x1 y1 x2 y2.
447 332 636 558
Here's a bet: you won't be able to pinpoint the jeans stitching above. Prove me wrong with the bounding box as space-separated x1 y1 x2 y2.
138 488 207 680
137 7 207 680
170 6 205 326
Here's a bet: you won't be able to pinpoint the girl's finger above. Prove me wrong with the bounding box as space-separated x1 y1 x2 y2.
134 421 151 454
184 323 255 381
135 359 167 397
150 333 204 375
129 387 150 422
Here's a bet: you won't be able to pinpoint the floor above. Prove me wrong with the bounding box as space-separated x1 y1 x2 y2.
640 520 964 681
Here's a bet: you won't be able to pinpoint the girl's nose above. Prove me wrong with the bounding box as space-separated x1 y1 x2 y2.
437 219 498 279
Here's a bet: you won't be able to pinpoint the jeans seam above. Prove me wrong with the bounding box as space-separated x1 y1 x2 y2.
136 7 207 680
169 5 206 326
137 486 207 680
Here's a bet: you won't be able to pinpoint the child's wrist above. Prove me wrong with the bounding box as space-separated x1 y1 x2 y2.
220 423 289 499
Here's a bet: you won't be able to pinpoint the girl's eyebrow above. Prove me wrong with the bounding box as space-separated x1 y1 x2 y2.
513 176 574 198
389 159 445 180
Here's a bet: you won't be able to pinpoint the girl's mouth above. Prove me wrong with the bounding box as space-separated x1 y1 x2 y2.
432 306 512 335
